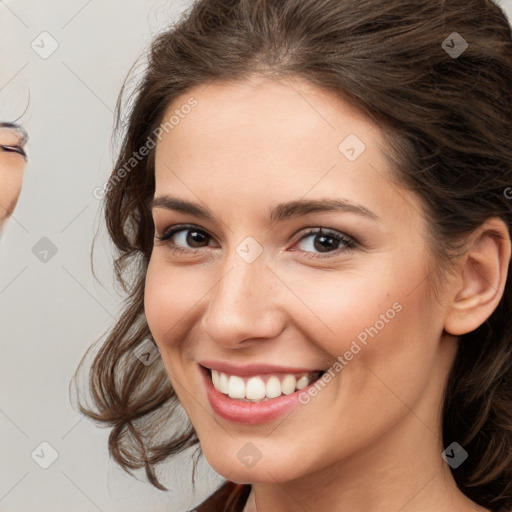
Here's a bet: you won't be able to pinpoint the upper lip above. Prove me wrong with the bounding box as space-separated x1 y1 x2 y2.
198 360 325 377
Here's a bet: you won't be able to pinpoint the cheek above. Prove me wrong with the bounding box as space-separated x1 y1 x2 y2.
0 166 23 219
144 258 182 342
144 258 198 396
289 252 438 383
144 255 209 347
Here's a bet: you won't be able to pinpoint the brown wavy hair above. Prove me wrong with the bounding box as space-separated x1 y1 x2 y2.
71 0 512 510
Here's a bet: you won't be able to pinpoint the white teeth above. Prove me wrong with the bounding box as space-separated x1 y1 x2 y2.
246 376 267 400
219 372 229 394
210 369 320 401
228 375 245 399
296 375 310 390
265 376 282 399
211 368 220 389
281 375 296 395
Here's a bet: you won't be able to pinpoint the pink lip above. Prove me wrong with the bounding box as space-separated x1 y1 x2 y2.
199 364 321 424
198 359 323 377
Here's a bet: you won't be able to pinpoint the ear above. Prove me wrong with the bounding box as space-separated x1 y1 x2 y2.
444 217 511 336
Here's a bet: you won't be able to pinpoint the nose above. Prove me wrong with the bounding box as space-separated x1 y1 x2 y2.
199 246 286 349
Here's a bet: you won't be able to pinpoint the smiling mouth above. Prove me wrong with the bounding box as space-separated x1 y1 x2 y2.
203 366 326 402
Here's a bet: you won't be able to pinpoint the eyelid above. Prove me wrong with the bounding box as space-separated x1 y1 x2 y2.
0 144 27 158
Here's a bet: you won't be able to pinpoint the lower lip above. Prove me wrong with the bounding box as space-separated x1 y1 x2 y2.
199 365 321 424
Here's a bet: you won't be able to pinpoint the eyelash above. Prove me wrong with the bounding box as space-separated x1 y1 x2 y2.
154 223 358 259
0 145 27 158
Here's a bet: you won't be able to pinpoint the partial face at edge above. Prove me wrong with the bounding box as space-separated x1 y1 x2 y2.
144 76 455 483
0 123 27 228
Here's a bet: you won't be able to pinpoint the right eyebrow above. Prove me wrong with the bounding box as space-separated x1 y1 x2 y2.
149 195 213 219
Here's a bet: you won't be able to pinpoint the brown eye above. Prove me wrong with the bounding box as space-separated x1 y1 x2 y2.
291 227 357 259
154 224 217 255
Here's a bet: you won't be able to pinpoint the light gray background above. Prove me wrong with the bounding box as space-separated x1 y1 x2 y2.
1 1 511 511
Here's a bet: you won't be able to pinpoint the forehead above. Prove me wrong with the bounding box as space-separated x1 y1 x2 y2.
155 77 380 181
152 76 423 230
158 76 377 154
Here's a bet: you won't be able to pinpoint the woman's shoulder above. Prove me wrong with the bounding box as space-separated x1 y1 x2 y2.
191 481 251 512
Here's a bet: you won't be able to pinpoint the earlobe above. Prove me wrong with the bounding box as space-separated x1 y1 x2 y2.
444 218 511 336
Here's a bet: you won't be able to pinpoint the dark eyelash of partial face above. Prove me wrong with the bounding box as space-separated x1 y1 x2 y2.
0 145 27 158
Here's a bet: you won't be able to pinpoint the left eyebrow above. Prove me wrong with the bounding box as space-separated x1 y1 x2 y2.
149 195 380 223
267 198 380 223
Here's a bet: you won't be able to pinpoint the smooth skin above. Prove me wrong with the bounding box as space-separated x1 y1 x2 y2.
144 75 509 512
0 123 27 229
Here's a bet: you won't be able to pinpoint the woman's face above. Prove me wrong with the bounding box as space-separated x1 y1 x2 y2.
0 123 27 227
145 77 457 484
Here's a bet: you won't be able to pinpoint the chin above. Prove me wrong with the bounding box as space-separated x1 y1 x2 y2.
199 438 312 485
